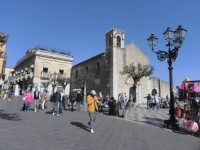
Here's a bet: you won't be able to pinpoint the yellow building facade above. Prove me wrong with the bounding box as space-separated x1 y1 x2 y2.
0 33 8 76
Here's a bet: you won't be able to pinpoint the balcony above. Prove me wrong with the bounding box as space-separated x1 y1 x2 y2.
41 72 51 80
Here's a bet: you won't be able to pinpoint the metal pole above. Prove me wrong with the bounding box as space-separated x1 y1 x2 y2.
168 57 175 121
52 75 55 94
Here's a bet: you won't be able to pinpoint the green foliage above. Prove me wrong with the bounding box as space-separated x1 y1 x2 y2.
42 81 50 88
121 62 154 86
56 76 71 86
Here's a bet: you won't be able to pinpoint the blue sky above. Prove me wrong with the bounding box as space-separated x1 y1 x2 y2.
1 0 200 88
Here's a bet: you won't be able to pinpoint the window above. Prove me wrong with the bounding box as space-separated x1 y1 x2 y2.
59 69 64 74
75 70 78 78
85 66 88 73
96 62 100 73
117 35 121 47
43 67 48 73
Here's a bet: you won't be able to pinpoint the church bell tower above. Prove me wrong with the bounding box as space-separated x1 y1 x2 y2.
106 28 125 50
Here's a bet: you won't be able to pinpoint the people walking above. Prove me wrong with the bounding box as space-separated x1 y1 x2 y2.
119 93 125 109
70 91 76 112
52 89 61 116
24 90 33 112
33 88 40 112
146 94 151 109
87 90 99 134
154 94 161 110
60 90 64 113
40 89 47 110
45 90 51 111
76 91 82 111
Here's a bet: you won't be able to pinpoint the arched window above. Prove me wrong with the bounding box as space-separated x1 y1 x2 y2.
96 62 100 73
117 35 121 47
75 70 78 78
43 65 48 73
85 66 88 73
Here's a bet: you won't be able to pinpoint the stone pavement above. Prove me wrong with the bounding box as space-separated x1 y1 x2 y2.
125 106 170 128
0 96 199 150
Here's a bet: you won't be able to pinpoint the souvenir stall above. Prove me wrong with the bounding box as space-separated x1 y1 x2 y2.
176 78 200 133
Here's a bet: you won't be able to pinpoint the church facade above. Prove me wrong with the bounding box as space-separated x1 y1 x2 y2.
71 28 170 105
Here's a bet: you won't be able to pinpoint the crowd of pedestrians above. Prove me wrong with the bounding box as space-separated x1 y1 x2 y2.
146 93 169 110
21 88 85 117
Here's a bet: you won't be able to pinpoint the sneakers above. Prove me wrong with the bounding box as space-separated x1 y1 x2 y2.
56 114 59 117
52 112 55 116
34 109 37 112
90 129 94 134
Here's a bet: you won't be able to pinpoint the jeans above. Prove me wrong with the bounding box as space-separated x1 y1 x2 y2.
119 102 124 109
53 102 60 114
88 112 96 129
147 101 151 108
156 102 160 110
25 102 31 111
76 101 81 111
34 99 39 111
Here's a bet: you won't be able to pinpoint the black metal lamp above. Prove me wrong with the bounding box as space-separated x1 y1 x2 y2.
147 25 187 130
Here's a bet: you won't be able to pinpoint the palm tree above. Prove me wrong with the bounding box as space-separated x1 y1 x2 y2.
121 62 154 104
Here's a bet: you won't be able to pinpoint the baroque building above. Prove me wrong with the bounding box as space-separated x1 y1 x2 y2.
71 28 170 105
9 47 73 96
0 33 8 78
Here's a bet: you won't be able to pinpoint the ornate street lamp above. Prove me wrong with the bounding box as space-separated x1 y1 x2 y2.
52 72 57 93
147 25 187 130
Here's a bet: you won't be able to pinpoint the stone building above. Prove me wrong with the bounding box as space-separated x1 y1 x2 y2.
9 47 73 96
71 28 170 105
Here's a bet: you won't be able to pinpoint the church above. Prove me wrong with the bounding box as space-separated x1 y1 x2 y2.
71 28 170 105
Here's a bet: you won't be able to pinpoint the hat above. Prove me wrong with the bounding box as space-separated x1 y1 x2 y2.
90 90 96 95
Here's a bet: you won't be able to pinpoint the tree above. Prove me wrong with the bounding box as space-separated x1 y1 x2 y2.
121 62 154 103
57 76 71 87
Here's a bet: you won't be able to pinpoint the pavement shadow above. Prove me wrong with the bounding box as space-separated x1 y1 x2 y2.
128 116 165 128
0 110 22 121
71 122 90 132
172 129 200 138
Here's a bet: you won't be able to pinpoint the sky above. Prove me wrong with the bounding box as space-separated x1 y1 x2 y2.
1 0 200 89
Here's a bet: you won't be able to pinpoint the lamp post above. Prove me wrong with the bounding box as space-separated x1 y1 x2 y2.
147 25 187 130
52 72 57 94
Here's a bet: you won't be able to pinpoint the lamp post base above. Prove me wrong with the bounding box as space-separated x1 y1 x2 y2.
164 118 180 131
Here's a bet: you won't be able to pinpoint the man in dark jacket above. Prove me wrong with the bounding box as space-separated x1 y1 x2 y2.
70 91 76 112
52 90 61 116
33 88 40 112
76 91 82 111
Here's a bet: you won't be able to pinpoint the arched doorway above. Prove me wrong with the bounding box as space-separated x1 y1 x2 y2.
151 89 157 96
